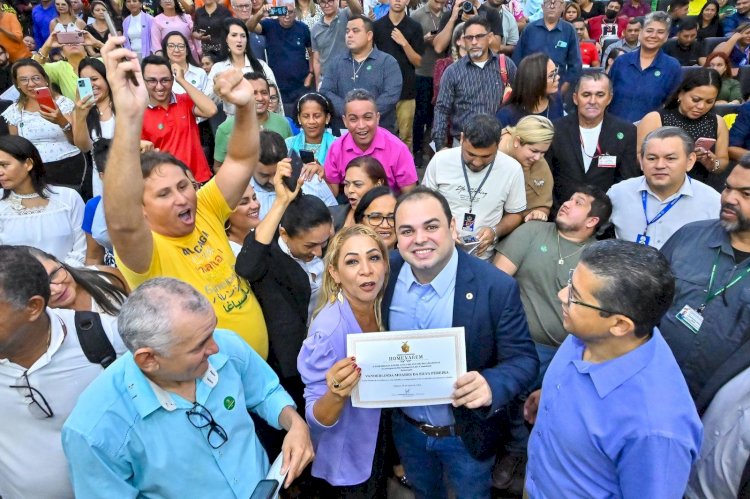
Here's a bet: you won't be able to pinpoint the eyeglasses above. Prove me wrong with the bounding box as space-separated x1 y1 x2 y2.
10 371 54 419
547 67 560 80
269 94 279 101
320 0 335 3
543 0 560 6
186 402 228 449
17 75 44 86
463 33 489 42
144 77 174 87
364 212 395 227
48 265 69 286
166 43 186 51
234 3 252 9
565 269 623 316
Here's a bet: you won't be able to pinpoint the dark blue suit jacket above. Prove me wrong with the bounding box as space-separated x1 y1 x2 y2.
382 249 539 460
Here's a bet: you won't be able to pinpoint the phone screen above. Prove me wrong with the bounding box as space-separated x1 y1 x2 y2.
249 479 279 499
284 150 304 191
299 149 315 164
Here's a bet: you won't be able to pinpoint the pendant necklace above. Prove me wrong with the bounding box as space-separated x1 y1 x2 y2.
352 49 374 81
557 231 584 265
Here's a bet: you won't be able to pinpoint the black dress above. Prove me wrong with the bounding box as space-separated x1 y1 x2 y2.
659 108 719 183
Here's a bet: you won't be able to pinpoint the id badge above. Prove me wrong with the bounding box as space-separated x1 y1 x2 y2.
555 40 568 48
598 155 617 168
462 212 476 232
676 305 703 334
636 234 650 245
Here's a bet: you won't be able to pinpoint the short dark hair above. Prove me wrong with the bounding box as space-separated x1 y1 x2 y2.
141 54 171 74
281 194 333 237
244 71 269 89
627 17 644 27
463 114 501 148
140 151 190 179
677 17 698 31
463 16 492 34
0 245 50 309
259 130 287 165
345 155 388 184
295 92 333 119
344 88 377 109
669 0 689 9
607 0 623 7
395 186 453 225
574 70 612 94
579 240 675 338
0 135 48 200
575 184 613 232
354 185 396 223
92 138 111 174
348 14 374 32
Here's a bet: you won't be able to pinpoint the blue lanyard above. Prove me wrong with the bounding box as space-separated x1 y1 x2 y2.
641 190 683 235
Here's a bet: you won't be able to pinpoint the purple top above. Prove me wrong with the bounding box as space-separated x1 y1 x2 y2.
123 13 155 59
297 299 381 486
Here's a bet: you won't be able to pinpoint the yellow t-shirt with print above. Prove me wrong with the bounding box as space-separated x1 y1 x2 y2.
116 179 268 358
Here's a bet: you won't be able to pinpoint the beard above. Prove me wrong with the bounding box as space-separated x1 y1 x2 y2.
720 203 750 232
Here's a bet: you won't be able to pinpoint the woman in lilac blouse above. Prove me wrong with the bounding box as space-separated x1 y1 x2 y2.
297 225 390 498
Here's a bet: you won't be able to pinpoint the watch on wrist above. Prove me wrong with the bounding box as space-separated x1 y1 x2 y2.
712 159 721 172
60 122 72 132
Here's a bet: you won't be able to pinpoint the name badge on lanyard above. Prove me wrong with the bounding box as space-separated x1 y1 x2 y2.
597 155 616 168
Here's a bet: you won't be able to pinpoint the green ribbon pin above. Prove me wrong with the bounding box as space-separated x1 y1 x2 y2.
224 396 236 410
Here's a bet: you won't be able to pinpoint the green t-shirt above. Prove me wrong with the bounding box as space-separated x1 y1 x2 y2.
214 112 293 163
497 221 593 347
43 60 79 102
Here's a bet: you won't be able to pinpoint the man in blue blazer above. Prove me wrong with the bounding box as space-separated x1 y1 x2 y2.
382 186 539 499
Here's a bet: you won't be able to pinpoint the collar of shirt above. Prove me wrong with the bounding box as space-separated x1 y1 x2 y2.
461 52 498 67
397 247 459 298
147 93 177 109
346 47 380 63
344 126 387 154
531 18 562 32
639 174 693 202
0 308 67 372
570 327 659 398
627 48 668 69
278 234 325 280
124 348 227 417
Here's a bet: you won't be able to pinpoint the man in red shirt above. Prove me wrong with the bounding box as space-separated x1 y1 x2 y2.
586 0 629 42
573 18 600 67
141 55 217 183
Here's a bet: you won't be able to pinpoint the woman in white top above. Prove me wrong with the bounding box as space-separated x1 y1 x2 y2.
226 182 261 256
123 0 156 60
162 31 208 94
151 0 200 57
0 135 86 266
206 17 279 116
2 60 88 195
50 0 87 34
23 246 129 316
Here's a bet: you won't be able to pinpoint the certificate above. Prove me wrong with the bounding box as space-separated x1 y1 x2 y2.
346 327 466 409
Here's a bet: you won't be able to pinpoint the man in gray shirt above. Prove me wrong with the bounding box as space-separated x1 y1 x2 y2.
311 0 363 86
602 17 642 65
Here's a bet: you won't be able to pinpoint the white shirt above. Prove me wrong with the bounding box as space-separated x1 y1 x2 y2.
0 186 87 266
251 175 337 220
0 308 125 499
173 64 210 95
423 146 527 260
2 97 81 163
607 175 721 249
206 57 279 116
91 117 114 199
579 122 602 173
127 12 143 54
278 235 323 324
686 367 750 499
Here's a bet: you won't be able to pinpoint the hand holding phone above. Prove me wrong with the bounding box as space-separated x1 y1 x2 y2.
695 137 716 151
103 11 139 87
284 150 304 191
77 77 94 100
56 31 84 45
299 149 315 164
35 87 57 110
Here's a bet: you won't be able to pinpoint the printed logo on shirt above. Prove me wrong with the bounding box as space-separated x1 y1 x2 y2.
224 396 236 410
540 245 548 253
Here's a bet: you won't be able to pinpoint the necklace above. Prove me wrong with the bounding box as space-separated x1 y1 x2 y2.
351 49 373 81
8 191 42 213
557 231 585 265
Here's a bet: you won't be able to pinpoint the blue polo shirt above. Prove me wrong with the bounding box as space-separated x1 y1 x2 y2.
608 49 682 123
729 101 750 150
260 19 311 103
32 2 56 50
512 19 582 85
62 329 295 498
526 329 702 498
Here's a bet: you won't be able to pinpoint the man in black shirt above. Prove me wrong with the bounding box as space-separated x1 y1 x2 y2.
373 0 425 149
663 18 702 66
432 0 504 55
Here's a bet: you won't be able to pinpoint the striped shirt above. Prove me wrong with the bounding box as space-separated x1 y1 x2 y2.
432 53 517 150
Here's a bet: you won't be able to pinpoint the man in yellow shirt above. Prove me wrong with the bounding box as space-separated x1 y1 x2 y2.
101 36 269 357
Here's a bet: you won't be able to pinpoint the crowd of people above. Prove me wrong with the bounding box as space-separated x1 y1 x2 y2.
2 0 750 497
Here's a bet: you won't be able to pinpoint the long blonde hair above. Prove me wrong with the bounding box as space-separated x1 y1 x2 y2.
313 224 390 330
504 115 555 146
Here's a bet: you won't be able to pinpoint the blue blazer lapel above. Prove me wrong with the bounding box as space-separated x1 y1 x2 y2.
452 251 477 332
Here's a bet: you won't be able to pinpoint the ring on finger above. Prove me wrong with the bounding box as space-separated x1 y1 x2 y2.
332 377 340 389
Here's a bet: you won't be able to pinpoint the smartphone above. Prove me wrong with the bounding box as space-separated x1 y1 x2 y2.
695 137 716 150
284 150 304 191
77 77 94 100
269 5 288 15
249 479 279 499
461 234 479 244
56 31 84 45
104 10 139 87
299 149 315 164
35 87 57 110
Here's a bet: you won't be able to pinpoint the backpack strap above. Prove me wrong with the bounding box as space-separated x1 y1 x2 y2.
75 310 116 369
498 54 508 86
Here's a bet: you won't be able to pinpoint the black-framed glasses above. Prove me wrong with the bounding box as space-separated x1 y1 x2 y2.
144 77 173 87
48 265 69 286
10 371 54 419
364 212 395 228
186 402 228 449
565 269 622 316
166 43 186 51
464 33 489 42
547 66 560 80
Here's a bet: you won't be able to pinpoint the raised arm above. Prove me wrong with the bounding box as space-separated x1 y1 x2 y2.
171 63 217 118
212 69 260 209
101 37 154 273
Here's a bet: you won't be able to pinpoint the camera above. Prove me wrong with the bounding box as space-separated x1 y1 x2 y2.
461 1 474 13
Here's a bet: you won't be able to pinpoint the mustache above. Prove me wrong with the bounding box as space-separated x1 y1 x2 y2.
722 203 741 216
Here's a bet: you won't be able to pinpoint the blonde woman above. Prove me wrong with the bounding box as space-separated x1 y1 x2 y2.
297 225 390 498
499 115 555 222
